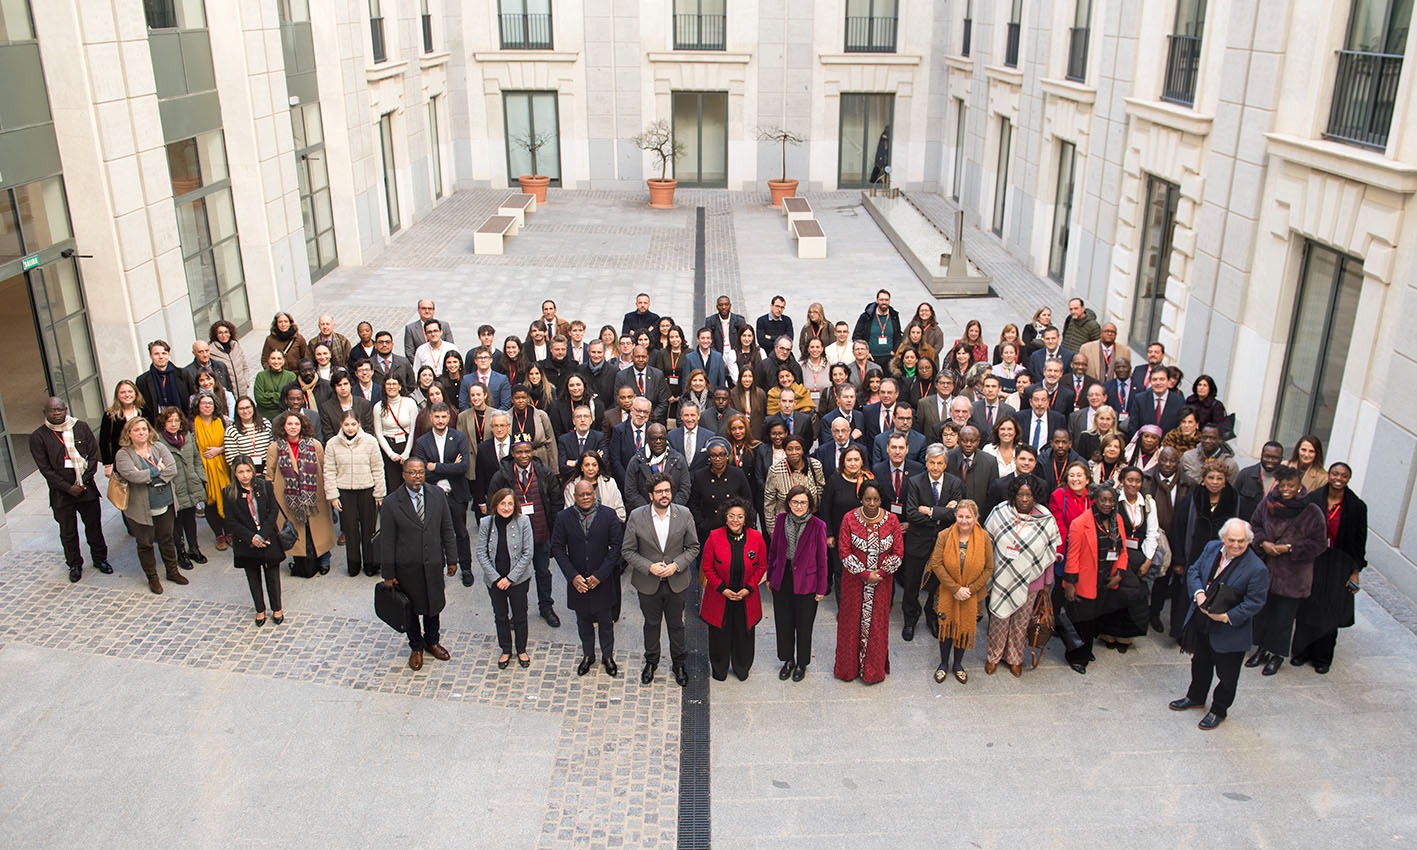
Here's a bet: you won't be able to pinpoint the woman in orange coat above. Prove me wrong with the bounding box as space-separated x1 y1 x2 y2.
1062 484 1128 674
926 499 994 684
700 497 768 681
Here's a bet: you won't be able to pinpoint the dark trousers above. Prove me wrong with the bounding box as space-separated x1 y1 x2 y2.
133 510 179 579
576 607 615 658
204 501 225 538
1293 628 1338 666
708 608 755 681
449 496 472 576
773 588 818 667
638 581 687 666
898 550 928 625
407 613 441 651
1151 566 1189 637
382 441 407 494
174 506 199 551
1253 593 1302 657
532 540 554 613
488 580 530 654
339 488 378 575
1064 615 1097 667
55 497 107 569
1187 637 1245 717
242 560 283 612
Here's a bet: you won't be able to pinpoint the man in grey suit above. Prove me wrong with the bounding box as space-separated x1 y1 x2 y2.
622 473 701 687
379 459 458 671
403 298 455 360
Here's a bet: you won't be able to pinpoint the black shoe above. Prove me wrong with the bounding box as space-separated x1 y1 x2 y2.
497 654 511 669
778 661 795 680
68 565 81 583
272 613 284 625
1117 642 1130 654
577 656 594 676
1262 655 1283 676
1149 614 1164 632
461 572 475 587
188 549 208 565
1069 663 1087 675
1314 663 1330 675
603 658 619 677
791 665 806 682
1101 638 1119 650
518 654 530 668
641 662 657 684
1290 654 1309 667
673 665 689 687
1169 697 1205 711
1198 712 1225 730
318 563 330 575
177 554 193 571
254 613 266 627
1245 649 1267 668
542 608 561 628
94 561 114 575
363 565 379 577
901 621 915 642
348 565 361 577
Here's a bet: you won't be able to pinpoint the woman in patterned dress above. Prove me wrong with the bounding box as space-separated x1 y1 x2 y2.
834 482 904 684
983 476 1062 677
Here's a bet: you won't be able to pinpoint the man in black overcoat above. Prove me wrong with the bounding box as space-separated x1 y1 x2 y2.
552 480 626 677
380 458 458 671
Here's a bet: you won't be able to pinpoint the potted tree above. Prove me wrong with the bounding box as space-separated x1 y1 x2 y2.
632 119 684 209
756 126 806 207
512 129 555 205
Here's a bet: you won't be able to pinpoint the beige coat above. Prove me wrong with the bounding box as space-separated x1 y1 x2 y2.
266 440 337 557
323 430 386 499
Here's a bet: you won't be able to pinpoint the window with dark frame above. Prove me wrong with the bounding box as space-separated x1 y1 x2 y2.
845 0 899 53
1004 0 1022 67
499 0 554 50
674 0 726 51
1161 0 1206 106
1325 0 1412 150
1067 0 1092 82
1130 175 1180 350
370 0 387 63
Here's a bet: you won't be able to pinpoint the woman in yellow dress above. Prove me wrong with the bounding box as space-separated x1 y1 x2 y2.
192 393 232 550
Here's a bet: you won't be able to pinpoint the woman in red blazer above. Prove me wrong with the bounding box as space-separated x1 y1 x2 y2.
700 497 768 681
1062 484 1128 674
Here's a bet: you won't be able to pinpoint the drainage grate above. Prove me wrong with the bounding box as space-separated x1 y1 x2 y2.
694 206 707 318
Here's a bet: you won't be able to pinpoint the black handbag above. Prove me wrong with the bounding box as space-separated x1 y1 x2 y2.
374 581 412 633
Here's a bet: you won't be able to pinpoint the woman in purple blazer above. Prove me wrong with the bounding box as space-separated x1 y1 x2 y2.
767 485 829 681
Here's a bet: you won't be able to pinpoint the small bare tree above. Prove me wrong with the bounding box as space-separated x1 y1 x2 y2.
511 129 556 176
632 120 685 181
755 126 807 182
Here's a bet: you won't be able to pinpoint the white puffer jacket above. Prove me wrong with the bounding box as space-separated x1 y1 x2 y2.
323 429 386 499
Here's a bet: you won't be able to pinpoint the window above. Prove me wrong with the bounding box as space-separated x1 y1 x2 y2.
429 97 444 199
951 98 966 201
504 91 561 184
1004 0 1022 68
277 0 309 22
837 93 894 188
165 133 228 197
962 0 973 56
168 131 250 333
421 0 434 53
369 0 387 63
499 0 553 50
992 117 1012 236
674 0 726 50
0 177 71 263
673 91 728 187
1067 0 1092 82
0 0 33 42
379 113 400 233
1326 0 1412 149
1049 141 1077 282
1162 0 1206 106
144 0 205 30
845 0 898 53
292 103 336 281
1130 175 1179 349
1273 242 1363 447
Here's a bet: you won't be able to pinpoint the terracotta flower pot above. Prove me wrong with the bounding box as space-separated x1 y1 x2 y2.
767 178 798 207
647 178 678 209
518 174 550 204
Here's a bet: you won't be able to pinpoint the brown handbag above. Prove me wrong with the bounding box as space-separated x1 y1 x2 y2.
1025 590 1054 669
106 475 129 511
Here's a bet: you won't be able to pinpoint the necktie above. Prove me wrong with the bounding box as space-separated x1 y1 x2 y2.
893 468 902 498
1032 417 1043 449
837 445 845 470
412 489 424 521
634 428 644 450
685 431 694 459
884 409 892 432
1155 395 1163 424
986 405 995 428
519 468 529 489
786 417 793 435
497 441 507 460
479 372 487 386
932 479 940 506
636 372 645 394
578 436 586 454
382 357 390 373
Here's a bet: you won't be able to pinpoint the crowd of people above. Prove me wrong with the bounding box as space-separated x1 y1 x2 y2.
28 291 1369 727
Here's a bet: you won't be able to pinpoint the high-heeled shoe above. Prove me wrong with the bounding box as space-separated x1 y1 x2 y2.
254 613 266 627
497 654 511 669
272 612 285 625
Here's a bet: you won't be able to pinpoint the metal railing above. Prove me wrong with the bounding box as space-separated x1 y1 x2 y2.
1004 21 1020 67
1066 26 1089 81
1160 33 1202 106
962 18 972 56
1325 49 1404 150
422 12 433 53
499 12 553 50
370 16 386 63
844 15 897 53
674 13 725 50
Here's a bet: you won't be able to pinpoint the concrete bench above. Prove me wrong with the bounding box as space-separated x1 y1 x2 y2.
792 218 826 259
473 215 519 255
497 193 536 226
782 197 813 224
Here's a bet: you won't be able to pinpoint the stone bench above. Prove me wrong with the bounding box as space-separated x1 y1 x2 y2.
782 196 813 225
791 218 826 259
473 215 519 255
497 193 536 227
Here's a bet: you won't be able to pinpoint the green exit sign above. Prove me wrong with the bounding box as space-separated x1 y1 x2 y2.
20 254 39 271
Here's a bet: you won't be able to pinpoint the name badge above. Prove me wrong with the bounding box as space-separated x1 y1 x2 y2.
667 375 679 386
1105 550 1119 561
1004 544 1022 555
889 504 902 514
521 504 535 516
64 458 75 469
878 336 888 345
1126 540 1139 549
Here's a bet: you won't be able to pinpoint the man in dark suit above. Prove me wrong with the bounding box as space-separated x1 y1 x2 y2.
1065 353 1100 411
1036 358 1076 415
369 330 416 393
412 403 473 586
1027 326 1074 382
30 397 111 582
902 444 964 641
754 336 803 389
1068 383 1110 444
685 327 730 390
614 346 670 422
872 432 924 517
819 384 864 446
622 292 660 339
1015 385 1067 452
1169 519 1270 730
182 340 234 394
473 411 514 515
1127 366 1184 433
557 405 606 480
622 473 702 686
702 295 749 353
1130 341 1167 398
1235 441 1284 520
768 387 815 451
608 396 653 489
985 445 1039 517
625 424 691 510
969 375 1016 435
135 340 192 422
815 417 865 479
862 378 901 447
379 458 458 671
553 480 626 677
1105 358 1135 434
872 404 925 465
946 425 1000 506
668 400 712 471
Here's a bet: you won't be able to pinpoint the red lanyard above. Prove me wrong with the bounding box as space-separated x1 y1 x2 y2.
516 466 536 501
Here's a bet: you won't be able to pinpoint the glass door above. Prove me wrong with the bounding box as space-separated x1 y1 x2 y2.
838 93 894 188
1048 140 1077 281
292 102 337 281
992 117 1012 235
671 91 728 186
503 91 562 184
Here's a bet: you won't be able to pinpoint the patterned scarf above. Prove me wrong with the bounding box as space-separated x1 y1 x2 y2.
783 510 811 561
277 437 320 518
984 504 1061 619
45 416 87 480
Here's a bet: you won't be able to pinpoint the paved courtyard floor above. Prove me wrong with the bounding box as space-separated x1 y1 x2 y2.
2 187 1416 849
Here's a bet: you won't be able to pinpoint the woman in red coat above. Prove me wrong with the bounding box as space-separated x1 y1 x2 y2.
834 482 904 684
1062 484 1128 674
700 497 768 681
